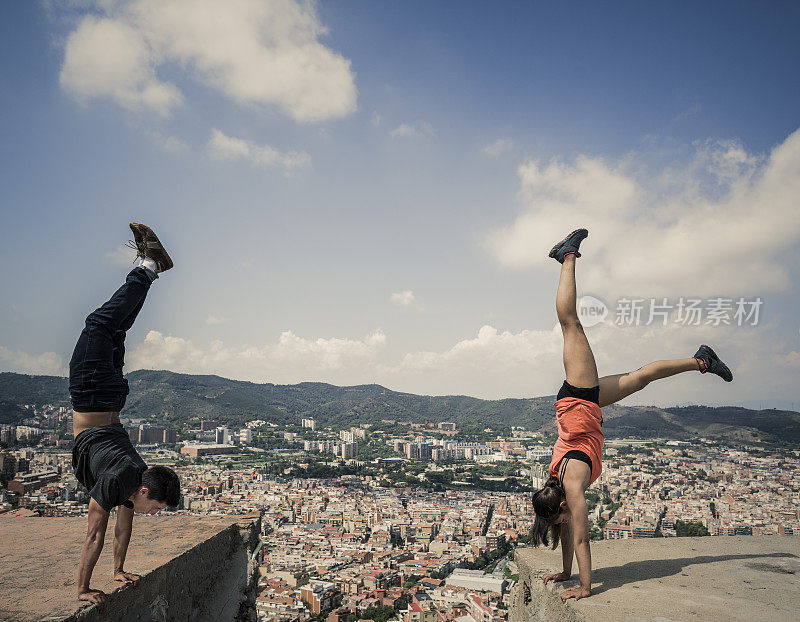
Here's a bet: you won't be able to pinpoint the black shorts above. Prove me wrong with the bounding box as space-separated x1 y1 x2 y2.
556 380 600 406
562 449 593 474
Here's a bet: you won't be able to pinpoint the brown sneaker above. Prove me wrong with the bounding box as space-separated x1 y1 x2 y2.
128 222 174 272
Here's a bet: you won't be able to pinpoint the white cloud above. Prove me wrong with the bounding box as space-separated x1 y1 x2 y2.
389 123 433 139
115 315 800 405
59 0 358 122
126 329 386 384
207 129 311 171
390 290 424 310
671 102 702 124
204 315 227 325
370 111 382 127
0 347 65 376
783 351 800 367
485 129 800 297
382 319 788 404
105 244 136 268
146 130 188 152
390 324 564 397
60 15 183 116
691 138 760 185
483 138 514 157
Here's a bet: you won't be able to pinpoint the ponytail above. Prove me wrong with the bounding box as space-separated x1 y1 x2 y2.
531 476 565 549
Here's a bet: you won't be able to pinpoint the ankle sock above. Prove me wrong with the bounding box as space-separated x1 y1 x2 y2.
136 257 159 281
136 256 158 273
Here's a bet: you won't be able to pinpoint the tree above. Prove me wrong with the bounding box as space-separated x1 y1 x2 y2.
589 520 603 541
360 605 395 622
674 519 710 537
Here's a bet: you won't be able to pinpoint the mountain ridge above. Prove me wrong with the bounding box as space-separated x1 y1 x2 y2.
1 370 798 444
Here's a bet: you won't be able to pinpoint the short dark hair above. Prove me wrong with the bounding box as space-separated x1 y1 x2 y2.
531 476 565 549
141 465 180 507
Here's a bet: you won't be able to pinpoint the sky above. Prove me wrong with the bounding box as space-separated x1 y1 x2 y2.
1 1 799 408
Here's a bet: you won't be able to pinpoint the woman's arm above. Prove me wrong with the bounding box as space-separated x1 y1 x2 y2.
543 520 573 585
560 519 574 575
562 487 592 601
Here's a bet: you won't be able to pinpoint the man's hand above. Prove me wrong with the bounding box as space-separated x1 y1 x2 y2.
78 588 107 611
560 586 591 602
113 571 141 586
543 572 570 584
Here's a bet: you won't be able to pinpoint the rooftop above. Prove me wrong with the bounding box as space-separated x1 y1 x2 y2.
512 536 800 622
0 512 261 621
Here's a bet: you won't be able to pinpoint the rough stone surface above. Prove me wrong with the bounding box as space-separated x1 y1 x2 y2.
511 536 800 622
0 513 261 622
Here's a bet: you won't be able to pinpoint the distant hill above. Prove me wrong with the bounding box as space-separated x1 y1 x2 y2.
601 403 800 444
1 370 798 444
0 370 556 434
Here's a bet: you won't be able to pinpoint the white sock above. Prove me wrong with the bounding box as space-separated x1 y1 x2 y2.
136 256 159 273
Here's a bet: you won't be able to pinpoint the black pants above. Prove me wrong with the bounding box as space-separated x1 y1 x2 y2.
69 268 153 412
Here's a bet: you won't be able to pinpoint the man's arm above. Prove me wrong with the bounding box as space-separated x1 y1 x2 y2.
113 504 140 585
77 498 110 609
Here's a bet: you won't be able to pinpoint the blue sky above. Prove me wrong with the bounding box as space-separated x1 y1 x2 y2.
1 1 799 407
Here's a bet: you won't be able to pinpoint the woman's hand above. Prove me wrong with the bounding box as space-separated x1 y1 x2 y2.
560 585 591 601
542 571 570 584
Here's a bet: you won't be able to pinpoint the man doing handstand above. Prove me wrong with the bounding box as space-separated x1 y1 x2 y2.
69 223 180 610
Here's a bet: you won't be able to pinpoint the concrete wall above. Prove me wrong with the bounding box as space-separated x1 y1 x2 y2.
510 536 800 622
64 516 262 622
510 550 582 622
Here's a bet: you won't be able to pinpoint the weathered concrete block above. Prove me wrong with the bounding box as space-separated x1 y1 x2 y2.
0 514 262 622
511 536 800 622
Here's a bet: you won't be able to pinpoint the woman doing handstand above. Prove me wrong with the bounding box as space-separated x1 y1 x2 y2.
531 228 733 602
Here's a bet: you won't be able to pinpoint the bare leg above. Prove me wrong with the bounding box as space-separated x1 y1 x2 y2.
557 255 599 388
598 358 701 407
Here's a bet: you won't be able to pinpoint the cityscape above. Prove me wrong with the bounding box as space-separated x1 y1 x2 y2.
1 401 798 622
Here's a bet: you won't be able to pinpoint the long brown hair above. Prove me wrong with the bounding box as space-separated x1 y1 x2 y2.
531 475 565 549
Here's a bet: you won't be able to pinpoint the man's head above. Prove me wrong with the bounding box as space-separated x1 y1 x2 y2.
531 476 569 548
132 465 180 515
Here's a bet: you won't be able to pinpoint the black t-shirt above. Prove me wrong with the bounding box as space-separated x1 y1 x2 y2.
72 423 147 512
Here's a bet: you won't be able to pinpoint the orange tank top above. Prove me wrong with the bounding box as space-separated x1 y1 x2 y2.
548 397 604 485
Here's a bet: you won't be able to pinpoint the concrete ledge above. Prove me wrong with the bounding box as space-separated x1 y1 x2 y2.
0 514 262 622
511 536 800 622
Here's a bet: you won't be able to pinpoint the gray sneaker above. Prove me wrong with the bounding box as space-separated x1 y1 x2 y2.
694 345 733 382
549 228 588 263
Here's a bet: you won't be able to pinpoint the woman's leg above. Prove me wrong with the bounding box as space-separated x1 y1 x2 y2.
598 358 700 407
557 255 599 388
